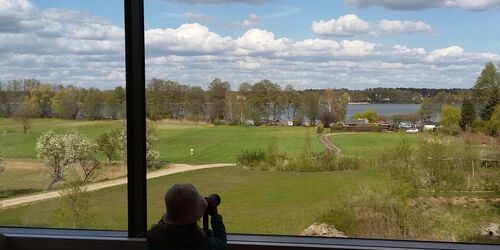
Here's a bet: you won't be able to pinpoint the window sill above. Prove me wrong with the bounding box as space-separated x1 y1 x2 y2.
1 227 498 250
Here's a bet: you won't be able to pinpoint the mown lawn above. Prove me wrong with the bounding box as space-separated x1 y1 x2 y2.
0 167 389 234
0 118 122 159
329 132 424 157
0 118 323 164
156 122 323 164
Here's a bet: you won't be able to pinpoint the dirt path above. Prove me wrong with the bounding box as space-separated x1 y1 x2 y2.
319 134 341 156
0 163 235 209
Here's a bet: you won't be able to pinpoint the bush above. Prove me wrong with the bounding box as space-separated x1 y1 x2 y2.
330 123 345 132
316 122 324 134
321 186 432 239
236 149 266 169
471 118 487 133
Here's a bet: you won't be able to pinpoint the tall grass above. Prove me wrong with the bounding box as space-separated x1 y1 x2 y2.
321 185 433 240
236 132 362 172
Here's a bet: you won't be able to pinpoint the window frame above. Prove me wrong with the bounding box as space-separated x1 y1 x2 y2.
0 1 499 249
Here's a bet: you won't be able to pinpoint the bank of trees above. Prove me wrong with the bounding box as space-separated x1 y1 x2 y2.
145 78 350 125
0 80 126 122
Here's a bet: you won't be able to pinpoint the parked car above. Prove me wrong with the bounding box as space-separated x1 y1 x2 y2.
406 128 419 134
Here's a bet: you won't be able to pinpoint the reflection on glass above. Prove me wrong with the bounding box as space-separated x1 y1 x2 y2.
0 0 127 230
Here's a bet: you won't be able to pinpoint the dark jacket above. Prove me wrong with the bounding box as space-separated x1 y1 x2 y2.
146 215 227 250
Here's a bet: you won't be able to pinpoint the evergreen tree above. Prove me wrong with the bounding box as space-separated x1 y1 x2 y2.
480 88 498 121
460 98 475 131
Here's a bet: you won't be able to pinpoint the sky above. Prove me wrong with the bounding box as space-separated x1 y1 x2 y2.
1 0 499 90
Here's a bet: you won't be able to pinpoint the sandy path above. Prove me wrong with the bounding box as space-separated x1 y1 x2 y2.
319 133 359 156
0 163 235 209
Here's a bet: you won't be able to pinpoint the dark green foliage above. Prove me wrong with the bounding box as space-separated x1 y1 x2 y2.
487 104 500 136
480 88 498 121
460 98 476 130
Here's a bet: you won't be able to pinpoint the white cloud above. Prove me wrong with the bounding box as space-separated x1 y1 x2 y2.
375 20 431 35
235 28 290 54
1 0 498 90
312 14 370 37
312 14 432 37
345 0 500 11
145 23 234 55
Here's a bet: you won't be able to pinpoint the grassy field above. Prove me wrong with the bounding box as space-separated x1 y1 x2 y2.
0 118 323 198
0 118 323 164
329 132 424 157
0 166 497 242
0 166 391 234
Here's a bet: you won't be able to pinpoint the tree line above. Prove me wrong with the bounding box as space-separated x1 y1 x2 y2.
0 74 483 128
146 78 351 126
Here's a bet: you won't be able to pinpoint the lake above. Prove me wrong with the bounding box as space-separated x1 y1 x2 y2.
346 103 421 118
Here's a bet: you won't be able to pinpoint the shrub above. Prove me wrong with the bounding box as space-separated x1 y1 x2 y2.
264 142 288 171
316 122 324 134
321 186 432 239
330 123 344 132
486 104 500 136
236 149 266 169
471 118 487 133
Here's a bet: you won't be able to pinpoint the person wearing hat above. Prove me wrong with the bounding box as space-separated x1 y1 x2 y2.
146 183 227 250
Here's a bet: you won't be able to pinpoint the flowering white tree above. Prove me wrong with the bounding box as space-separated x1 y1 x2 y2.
36 130 99 189
146 122 160 167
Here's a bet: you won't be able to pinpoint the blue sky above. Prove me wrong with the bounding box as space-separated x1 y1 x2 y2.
2 0 500 89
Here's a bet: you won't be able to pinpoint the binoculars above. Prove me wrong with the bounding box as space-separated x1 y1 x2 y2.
203 193 221 231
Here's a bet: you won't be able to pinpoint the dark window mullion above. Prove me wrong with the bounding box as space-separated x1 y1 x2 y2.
124 0 147 238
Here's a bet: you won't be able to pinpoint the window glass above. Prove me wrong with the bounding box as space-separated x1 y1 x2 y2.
144 0 500 244
0 0 127 230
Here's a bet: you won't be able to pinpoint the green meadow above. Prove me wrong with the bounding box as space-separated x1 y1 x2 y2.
0 118 498 242
329 132 424 157
0 118 323 164
0 167 389 234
